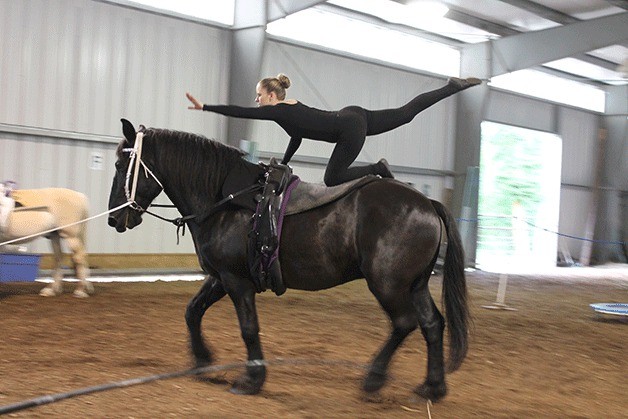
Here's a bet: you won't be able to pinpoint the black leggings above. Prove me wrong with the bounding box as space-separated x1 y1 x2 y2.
324 82 462 186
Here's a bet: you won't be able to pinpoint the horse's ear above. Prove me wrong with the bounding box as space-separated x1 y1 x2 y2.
121 118 136 144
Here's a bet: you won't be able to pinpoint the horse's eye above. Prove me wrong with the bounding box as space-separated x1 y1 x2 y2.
115 161 122 170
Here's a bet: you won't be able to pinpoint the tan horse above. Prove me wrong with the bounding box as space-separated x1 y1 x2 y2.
1 188 92 297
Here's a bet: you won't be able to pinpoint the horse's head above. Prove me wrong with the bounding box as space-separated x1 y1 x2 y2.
108 119 164 232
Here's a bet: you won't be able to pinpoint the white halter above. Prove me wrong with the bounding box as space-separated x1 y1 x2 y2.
122 131 163 210
0 183 15 232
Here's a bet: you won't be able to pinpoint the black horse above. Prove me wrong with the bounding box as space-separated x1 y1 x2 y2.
108 119 469 401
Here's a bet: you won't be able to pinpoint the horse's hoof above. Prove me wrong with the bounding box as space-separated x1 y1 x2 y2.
230 374 263 395
229 383 261 395
229 385 259 395
73 289 90 298
363 370 387 393
414 381 447 401
39 287 59 297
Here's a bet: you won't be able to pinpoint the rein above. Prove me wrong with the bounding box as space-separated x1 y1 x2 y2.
143 183 263 244
122 131 263 243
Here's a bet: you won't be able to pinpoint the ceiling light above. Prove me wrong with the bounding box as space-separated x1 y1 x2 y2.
329 0 449 25
406 0 449 19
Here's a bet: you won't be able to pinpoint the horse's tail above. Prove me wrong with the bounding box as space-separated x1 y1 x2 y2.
79 193 89 243
430 199 469 372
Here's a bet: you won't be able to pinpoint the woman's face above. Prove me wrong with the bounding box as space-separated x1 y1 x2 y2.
255 83 274 106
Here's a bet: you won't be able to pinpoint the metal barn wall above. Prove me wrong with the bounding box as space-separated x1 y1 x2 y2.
0 0 606 262
0 0 231 254
0 0 231 137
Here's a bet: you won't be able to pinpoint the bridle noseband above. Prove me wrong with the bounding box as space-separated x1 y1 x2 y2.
122 131 164 212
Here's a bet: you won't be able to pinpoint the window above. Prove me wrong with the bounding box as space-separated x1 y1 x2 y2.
477 121 562 272
266 7 460 77
489 69 606 113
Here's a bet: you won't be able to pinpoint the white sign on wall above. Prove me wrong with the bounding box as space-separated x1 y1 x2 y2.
89 152 104 171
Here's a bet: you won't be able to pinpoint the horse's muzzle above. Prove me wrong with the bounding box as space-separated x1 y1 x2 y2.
107 215 120 228
108 207 143 232
108 214 128 233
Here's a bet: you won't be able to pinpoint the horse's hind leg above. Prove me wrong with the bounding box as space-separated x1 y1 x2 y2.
223 275 266 395
185 274 227 367
363 287 419 394
64 236 92 298
413 280 447 401
39 233 64 297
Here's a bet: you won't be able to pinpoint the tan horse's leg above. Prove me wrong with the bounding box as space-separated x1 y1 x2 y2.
65 236 92 298
39 233 64 297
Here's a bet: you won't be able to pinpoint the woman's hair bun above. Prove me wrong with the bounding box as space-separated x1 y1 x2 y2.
276 73 291 89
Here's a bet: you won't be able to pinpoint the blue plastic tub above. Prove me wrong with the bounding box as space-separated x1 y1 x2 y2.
0 253 41 282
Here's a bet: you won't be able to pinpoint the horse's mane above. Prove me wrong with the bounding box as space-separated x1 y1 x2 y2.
117 128 247 199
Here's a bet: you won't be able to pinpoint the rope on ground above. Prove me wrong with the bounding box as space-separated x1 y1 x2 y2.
0 357 368 415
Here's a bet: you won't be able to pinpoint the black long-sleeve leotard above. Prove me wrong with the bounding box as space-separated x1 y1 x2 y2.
202 80 468 186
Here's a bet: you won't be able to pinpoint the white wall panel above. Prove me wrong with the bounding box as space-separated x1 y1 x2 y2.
486 90 556 132
558 108 599 186
0 0 231 139
0 0 230 255
1 0 608 263
559 188 593 260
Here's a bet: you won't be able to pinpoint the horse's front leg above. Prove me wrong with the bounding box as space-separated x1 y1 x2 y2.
224 274 266 395
39 233 64 297
65 236 92 298
185 274 227 367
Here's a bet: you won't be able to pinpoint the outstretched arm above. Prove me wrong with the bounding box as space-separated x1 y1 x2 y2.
281 137 302 165
186 92 281 121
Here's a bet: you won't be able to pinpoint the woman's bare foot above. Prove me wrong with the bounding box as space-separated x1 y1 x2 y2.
449 77 482 90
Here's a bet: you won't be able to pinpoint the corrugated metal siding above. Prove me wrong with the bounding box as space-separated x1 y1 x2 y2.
0 0 230 254
0 0 231 138
0 0 604 261
559 108 599 186
486 91 556 133
557 108 602 259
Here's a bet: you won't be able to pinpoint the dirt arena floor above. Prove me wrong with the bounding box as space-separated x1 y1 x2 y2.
1 267 626 418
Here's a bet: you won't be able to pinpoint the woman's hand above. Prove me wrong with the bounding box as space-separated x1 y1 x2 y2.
186 92 203 110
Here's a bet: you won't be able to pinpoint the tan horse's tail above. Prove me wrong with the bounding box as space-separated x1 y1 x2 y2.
78 193 89 244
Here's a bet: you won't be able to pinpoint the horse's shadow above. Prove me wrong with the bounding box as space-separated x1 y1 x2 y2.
591 315 628 325
0 282 46 300
193 374 230 385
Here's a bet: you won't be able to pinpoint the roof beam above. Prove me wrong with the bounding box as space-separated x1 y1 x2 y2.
462 12 628 77
267 0 327 23
445 8 518 36
603 1 628 11
495 0 578 25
